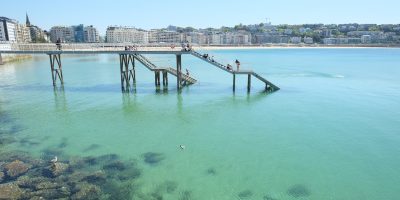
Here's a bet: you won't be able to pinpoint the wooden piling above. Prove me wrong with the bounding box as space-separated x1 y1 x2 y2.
247 74 251 92
233 73 236 91
176 54 182 90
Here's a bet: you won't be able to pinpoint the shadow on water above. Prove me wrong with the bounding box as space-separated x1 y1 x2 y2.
53 85 68 112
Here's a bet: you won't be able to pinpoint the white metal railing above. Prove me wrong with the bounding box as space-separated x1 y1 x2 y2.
1 43 193 52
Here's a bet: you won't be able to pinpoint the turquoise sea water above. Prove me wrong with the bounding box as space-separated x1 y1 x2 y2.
1 48 400 199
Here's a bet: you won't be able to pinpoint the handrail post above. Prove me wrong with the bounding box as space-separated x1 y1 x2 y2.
176 54 182 90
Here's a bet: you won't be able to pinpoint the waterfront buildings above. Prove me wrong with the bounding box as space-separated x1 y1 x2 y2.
50 25 99 43
50 26 74 42
148 30 182 43
84 25 100 43
106 26 148 43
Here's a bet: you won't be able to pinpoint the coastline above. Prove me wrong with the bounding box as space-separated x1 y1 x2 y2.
194 44 400 50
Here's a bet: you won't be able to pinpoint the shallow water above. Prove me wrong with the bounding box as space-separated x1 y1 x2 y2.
1 48 400 199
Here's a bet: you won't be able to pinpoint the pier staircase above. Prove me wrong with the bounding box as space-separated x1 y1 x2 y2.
133 54 197 85
190 50 279 91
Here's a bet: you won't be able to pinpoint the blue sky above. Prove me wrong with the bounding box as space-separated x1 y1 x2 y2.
2 0 399 35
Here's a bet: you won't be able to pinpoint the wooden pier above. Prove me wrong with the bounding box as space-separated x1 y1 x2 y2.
0 44 279 93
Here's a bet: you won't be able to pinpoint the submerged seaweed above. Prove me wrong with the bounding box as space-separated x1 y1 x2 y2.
57 137 68 148
287 184 311 198
83 144 101 152
263 194 278 200
206 168 217 175
142 152 165 165
238 189 253 199
179 190 192 200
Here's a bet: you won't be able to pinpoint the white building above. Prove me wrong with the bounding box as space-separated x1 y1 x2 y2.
303 37 314 44
50 26 75 43
184 32 207 44
106 26 148 43
224 31 251 45
148 30 182 43
0 17 17 42
361 35 372 44
16 24 31 43
290 37 302 44
208 33 223 45
84 25 99 43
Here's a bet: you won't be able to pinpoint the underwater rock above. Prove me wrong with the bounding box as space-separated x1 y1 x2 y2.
51 162 69 177
0 172 4 183
0 183 24 199
81 170 107 185
83 144 101 152
0 135 17 145
71 182 102 200
58 137 68 148
206 168 217 175
164 180 178 194
142 152 165 165
70 154 119 168
263 194 278 200
16 176 50 189
102 180 135 200
0 151 33 163
287 184 311 198
179 190 192 200
103 161 126 171
29 186 71 199
238 190 253 199
4 160 31 178
102 160 141 181
43 162 69 178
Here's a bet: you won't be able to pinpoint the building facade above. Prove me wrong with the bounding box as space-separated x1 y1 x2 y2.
16 24 31 43
50 25 99 43
0 17 17 42
50 26 75 42
106 26 148 43
148 30 182 43
84 25 99 43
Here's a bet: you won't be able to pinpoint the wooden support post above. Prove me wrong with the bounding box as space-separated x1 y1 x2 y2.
165 71 168 86
0 53 3 65
49 54 64 86
154 71 158 86
233 73 236 91
176 54 182 90
162 71 167 86
54 54 63 84
119 54 125 90
132 56 136 82
247 74 251 92
49 54 56 86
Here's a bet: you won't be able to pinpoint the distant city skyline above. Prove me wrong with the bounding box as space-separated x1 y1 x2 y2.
2 0 400 35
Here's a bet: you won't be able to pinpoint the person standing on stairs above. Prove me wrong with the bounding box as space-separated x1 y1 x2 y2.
235 59 241 71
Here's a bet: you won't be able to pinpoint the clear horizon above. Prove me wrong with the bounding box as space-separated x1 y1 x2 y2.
2 0 400 35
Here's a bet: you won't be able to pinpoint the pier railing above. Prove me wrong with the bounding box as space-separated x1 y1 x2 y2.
2 43 187 52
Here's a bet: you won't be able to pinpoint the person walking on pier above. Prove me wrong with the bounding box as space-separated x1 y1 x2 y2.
56 38 62 50
186 69 190 76
227 64 232 71
235 59 241 71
